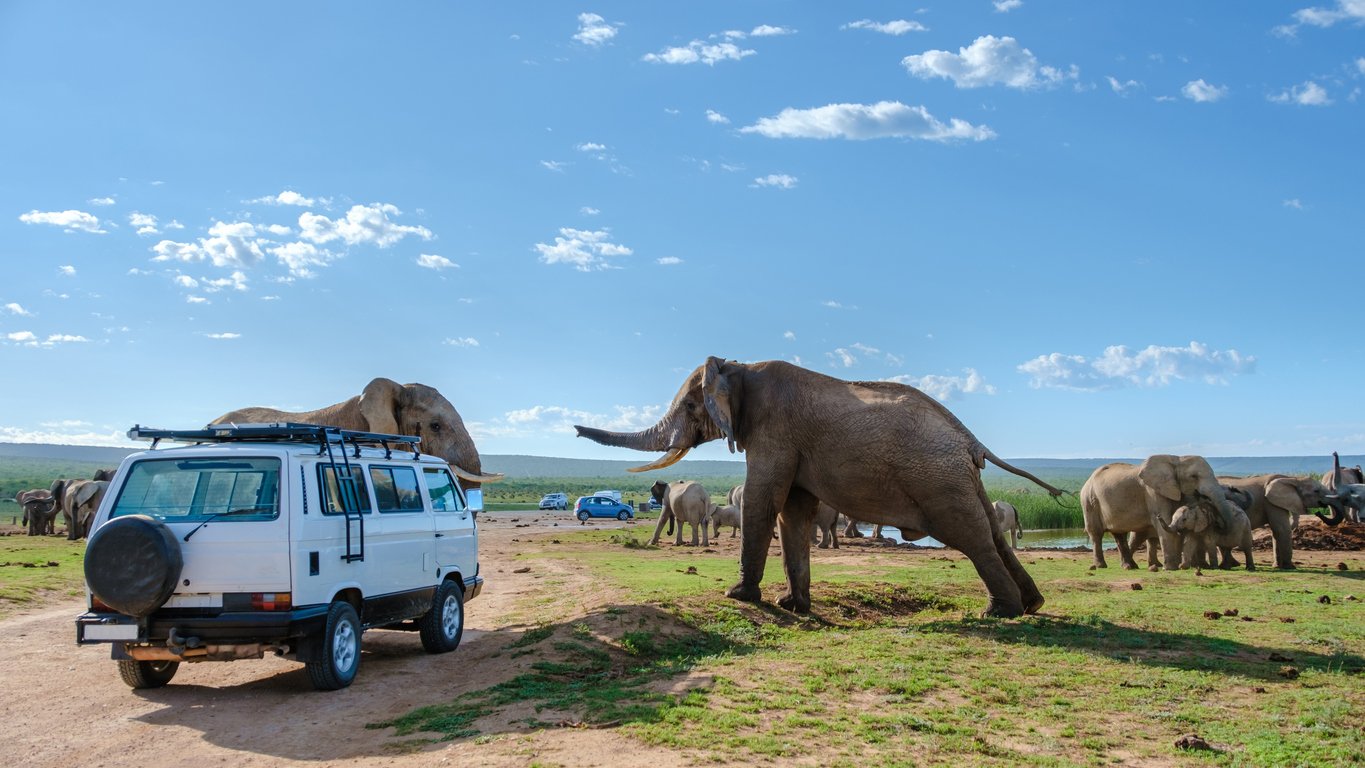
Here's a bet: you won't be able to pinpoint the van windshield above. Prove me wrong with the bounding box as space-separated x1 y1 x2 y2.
109 457 281 522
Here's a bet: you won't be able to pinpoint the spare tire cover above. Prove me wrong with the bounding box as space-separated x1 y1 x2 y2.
85 515 183 618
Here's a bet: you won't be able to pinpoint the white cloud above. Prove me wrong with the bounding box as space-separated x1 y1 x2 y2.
1182 79 1229 103
1107 76 1142 95
1018 341 1256 391
0 425 135 447
4 331 89 347
1284 198 1305 209
444 337 479 347
842 19 927 35
885 369 996 402
298 203 432 248
741 101 995 142
573 12 620 47
1275 1 1365 36
152 221 267 269
1357 57 1365 74
19 209 106 234
541 160 568 172
828 348 857 368
656 256 682 265
417 253 458 270
752 174 798 189
247 190 316 207
186 295 209 304
577 142 607 152
580 206 601 216
269 241 339 278
643 40 755 66
533 227 633 271
1269 80 1332 105
174 275 199 289
485 403 664 438
58 265 76 276
902 35 1076 89
201 271 248 293
994 0 1023 11
205 332 241 340
826 342 903 369
706 109 731 124
88 197 116 206
4 303 32 316
129 211 159 236
783 331 795 340
749 25 795 37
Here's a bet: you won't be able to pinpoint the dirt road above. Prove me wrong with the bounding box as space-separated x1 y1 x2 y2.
0 512 682 768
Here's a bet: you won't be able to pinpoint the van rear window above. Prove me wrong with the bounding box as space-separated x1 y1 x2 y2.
110 457 280 522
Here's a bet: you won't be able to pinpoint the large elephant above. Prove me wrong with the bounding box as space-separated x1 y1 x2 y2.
1323 453 1365 523
712 504 741 538
648 480 715 547
1081 455 1245 571
576 357 1064 617
1218 473 1347 569
16 489 57 536
212 377 501 489
53 479 107 539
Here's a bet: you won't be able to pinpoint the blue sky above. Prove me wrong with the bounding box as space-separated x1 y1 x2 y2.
2 2 1362 461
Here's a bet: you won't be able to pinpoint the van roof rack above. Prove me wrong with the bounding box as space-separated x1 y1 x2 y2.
127 423 422 459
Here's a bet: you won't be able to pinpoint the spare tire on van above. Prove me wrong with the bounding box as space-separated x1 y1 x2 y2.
84 515 184 618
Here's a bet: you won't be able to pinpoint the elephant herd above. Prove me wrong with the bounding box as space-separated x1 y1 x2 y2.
15 468 114 539
1081 453 1363 573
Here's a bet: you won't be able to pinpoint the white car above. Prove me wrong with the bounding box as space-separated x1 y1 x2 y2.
538 492 568 510
76 423 482 691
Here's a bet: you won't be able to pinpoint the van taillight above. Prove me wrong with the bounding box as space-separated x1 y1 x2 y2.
252 593 292 611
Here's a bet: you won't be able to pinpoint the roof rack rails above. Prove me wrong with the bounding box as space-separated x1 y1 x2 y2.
127 422 422 458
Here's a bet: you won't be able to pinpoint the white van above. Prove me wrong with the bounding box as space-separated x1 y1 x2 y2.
593 489 623 503
76 423 482 691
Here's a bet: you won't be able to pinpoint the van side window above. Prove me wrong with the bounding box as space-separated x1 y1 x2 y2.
318 464 372 515
423 467 465 512
370 466 425 513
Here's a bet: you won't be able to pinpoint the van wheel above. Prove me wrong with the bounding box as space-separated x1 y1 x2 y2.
117 659 178 689
617 510 629 521
576 510 590 521
306 601 361 691
419 580 464 653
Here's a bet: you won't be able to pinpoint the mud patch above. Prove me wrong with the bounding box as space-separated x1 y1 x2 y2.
1252 518 1365 552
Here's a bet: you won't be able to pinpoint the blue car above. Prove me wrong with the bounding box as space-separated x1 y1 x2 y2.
574 495 634 521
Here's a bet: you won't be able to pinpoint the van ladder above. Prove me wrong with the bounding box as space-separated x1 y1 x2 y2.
322 427 365 563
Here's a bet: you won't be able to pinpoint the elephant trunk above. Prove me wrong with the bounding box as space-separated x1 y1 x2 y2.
576 411 694 473
1316 496 1346 527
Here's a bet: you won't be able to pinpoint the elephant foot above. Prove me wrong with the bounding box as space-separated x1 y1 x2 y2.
1276 564 1296 571
1120 562 1137 570
1148 564 1161 572
776 591 811 614
1093 561 1108 569
726 582 763 604
983 599 1025 619
817 543 829 550
1245 564 1256 572
1023 593 1045 615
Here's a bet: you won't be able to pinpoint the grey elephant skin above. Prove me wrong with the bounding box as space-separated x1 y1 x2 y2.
1217 474 1345 569
212 377 501 489
648 480 714 546
16 489 57 536
50 479 107 540
1323 456 1365 523
1169 498 1255 571
576 357 1064 618
1081 455 1245 571
992 501 1022 549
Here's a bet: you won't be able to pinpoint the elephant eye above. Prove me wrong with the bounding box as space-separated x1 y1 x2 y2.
430 421 442 433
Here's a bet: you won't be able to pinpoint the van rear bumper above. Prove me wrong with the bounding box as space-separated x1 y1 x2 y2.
77 606 330 646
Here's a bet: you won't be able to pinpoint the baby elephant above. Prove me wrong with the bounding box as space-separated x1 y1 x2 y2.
1168 496 1255 571
812 502 839 549
712 504 741 538
992 501 1023 549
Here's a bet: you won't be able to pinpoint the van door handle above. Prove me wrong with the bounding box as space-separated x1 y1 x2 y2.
435 533 445 538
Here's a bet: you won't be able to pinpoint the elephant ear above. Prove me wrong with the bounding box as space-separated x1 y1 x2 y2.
702 357 742 452
1265 477 1305 516
74 480 106 508
359 377 404 434
1138 455 1182 502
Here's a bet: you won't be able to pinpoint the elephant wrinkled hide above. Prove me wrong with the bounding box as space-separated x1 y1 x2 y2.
576 357 1062 618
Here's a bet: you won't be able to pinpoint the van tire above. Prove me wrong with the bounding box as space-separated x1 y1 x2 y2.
418 581 464 653
306 601 362 691
84 515 183 618
117 659 179 689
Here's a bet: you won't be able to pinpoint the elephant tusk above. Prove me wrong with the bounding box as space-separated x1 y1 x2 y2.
627 447 691 473
450 466 506 483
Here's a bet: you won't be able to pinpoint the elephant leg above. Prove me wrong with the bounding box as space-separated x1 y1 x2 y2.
775 491 816 613
930 498 1025 618
1267 514 1294 569
649 508 672 546
1087 526 1108 568
1156 528 1183 571
726 477 786 604
1113 531 1138 569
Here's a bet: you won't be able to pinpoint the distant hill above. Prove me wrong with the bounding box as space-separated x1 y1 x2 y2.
1 443 1359 481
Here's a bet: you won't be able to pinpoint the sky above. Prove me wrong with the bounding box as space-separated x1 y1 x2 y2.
1 2 1363 463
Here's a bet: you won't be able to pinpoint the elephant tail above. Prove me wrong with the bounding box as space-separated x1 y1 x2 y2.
979 447 1067 497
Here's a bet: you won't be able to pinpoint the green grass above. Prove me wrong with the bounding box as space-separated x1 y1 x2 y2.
0 535 87 615
375 531 1365 766
985 476 1086 530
